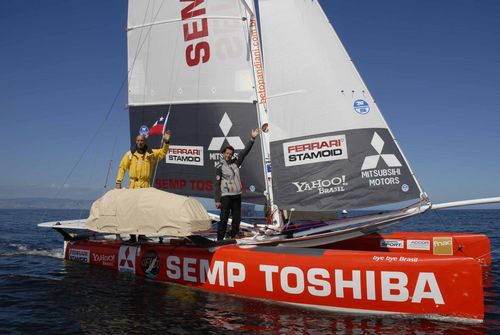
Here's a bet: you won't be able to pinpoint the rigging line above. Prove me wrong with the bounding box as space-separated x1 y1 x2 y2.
431 207 448 232
151 13 181 188
103 158 114 190
152 109 171 183
128 0 152 81
140 0 161 106
39 1 161 224
140 14 153 109
121 0 166 191
103 104 127 191
165 10 182 101
151 0 202 186
128 0 166 144
79 166 96 220
104 108 126 190
60 76 127 187
130 0 152 64
38 75 128 224
127 0 166 85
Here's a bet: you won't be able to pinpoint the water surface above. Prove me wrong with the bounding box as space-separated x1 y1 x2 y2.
0 209 498 334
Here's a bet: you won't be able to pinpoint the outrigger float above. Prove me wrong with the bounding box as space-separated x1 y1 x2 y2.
40 0 497 323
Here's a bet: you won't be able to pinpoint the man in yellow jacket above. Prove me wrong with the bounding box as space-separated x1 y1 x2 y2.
115 130 170 189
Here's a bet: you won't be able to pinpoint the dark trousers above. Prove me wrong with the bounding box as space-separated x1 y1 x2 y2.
217 194 242 241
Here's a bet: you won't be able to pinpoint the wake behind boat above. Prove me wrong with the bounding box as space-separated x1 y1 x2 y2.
39 0 498 323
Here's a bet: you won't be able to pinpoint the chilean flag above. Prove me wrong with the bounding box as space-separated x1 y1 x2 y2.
148 115 167 136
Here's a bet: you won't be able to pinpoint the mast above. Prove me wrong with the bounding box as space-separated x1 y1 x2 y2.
244 0 282 227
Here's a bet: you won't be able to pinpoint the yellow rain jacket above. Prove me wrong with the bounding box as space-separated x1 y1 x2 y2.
116 143 169 188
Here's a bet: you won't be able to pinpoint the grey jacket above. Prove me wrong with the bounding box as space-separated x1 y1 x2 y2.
214 139 255 201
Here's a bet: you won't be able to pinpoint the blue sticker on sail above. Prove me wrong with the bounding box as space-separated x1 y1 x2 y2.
139 125 149 136
401 184 409 192
354 99 370 115
266 163 272 173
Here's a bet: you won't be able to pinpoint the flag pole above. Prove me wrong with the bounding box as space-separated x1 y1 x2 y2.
152 110 171 185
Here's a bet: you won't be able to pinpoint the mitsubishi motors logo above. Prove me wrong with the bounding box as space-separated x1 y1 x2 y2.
118 245 137 273
361 132 402 170
208 113 244 151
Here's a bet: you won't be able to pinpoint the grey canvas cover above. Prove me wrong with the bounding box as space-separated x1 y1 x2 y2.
86 188 211 236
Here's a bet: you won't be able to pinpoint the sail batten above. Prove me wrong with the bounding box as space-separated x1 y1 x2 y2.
128 16 248 32
128 99 257 106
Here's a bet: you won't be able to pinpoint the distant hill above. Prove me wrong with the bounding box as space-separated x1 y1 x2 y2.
0 198 93 210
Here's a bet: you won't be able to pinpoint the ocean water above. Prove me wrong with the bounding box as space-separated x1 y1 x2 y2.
0 209 498 334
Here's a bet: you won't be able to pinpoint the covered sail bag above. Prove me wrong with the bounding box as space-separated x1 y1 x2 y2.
86 188 211 236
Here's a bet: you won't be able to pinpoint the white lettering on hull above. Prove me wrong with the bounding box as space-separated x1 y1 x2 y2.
259 265 444 304
165 256 444 305
167 256 245 288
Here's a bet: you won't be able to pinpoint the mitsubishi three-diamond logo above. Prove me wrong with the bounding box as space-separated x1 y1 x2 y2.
208 113 244 151
361 132 402 170
118 245 136 273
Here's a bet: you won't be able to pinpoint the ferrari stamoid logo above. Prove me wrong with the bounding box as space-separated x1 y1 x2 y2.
208 113 244 151
361 132 402 170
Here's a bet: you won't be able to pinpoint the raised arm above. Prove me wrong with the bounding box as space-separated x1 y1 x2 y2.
235 128 260 167
153 130 171 161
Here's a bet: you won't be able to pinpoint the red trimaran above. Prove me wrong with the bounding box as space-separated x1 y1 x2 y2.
40 0 499 322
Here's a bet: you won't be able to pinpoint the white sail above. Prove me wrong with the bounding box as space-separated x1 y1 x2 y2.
128 0 255 105
259 0 422 211
126 0 267 204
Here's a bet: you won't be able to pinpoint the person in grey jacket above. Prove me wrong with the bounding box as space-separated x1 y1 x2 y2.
215 128 260 241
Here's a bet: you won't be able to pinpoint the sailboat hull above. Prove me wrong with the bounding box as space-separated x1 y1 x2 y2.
65 238 484 322
321 232 491 266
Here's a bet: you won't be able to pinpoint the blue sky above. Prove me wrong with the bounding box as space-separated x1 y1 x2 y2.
0 0 499 208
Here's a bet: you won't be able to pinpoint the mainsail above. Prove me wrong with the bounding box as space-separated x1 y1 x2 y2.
259 0 423 211
127 0 266 204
